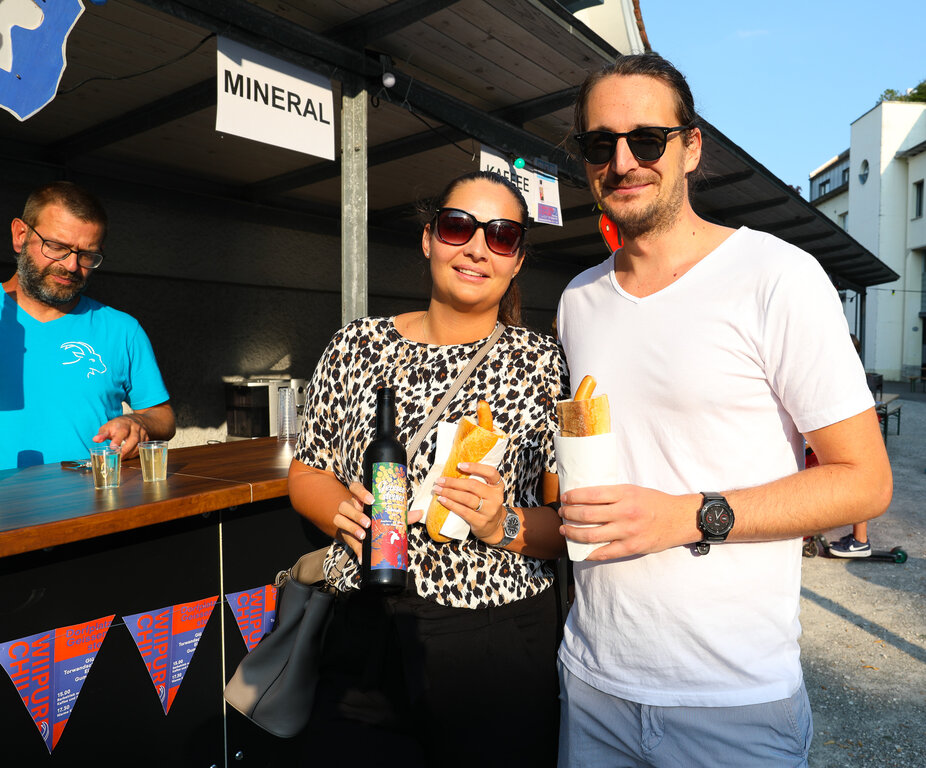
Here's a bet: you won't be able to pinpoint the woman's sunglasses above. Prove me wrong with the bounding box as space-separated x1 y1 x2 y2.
434 208 526 256
573 125 690 165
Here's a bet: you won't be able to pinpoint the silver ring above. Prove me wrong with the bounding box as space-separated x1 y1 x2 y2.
475 498 484 513
490 477 503 487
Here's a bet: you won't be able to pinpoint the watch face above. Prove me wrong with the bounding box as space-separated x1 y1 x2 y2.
702 503 732 535
503 512 520 538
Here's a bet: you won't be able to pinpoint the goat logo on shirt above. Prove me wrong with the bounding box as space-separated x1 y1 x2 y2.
61 341 107 378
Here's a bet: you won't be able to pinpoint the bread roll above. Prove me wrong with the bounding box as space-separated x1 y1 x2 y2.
556 375 611 437
426 405 506 543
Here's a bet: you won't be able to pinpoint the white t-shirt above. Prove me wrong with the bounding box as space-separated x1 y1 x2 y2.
556 227 873 707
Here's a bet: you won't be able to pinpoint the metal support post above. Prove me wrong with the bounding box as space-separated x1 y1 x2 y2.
341 73 368 324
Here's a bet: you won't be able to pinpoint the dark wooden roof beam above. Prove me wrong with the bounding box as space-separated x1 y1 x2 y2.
692 169 754 192
497 87 579 127
759 215 817 232
50 79 215 160
810 244 853 256
788 231 836 246
706 196 790 219
327 0 462 47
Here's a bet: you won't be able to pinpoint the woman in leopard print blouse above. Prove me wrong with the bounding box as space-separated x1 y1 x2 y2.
289 171 569 766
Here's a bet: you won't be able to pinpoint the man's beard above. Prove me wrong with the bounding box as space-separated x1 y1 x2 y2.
599 170 686 241
16 251 88 306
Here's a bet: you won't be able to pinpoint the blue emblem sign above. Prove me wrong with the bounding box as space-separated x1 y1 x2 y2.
0 0 85 121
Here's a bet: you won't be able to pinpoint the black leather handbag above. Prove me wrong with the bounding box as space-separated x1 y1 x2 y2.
223 548 344 738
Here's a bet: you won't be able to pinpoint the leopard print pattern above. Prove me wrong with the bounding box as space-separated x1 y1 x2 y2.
294 317 570 609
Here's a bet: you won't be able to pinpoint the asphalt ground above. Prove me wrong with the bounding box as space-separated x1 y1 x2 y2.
801 383 926 767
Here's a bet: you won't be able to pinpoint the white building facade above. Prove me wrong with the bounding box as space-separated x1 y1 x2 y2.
810 101 926 381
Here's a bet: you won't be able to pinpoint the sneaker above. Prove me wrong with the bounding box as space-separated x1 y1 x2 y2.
828 534 872 558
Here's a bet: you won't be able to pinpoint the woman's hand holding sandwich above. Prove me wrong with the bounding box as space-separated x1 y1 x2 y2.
431 461 507 543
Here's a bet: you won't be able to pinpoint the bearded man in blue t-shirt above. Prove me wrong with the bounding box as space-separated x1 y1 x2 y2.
1 181 175 470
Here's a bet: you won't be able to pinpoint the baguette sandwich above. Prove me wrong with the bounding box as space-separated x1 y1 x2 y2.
426 400 506 543
556 375 611 437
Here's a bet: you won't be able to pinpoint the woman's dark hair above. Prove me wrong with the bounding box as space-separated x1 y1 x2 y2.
573 52 698 141
420 170 528 327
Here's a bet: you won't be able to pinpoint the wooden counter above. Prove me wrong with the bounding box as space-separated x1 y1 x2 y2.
0 437 324 766
0 437 294 558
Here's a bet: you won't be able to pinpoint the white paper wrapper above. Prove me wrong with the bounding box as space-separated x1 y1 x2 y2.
412 420 508 540
555 432 621 561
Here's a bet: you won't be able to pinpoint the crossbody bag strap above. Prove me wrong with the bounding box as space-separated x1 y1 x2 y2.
405 322 506 460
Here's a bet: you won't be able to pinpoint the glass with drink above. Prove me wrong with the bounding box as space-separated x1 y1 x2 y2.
139 440 168 482
90 446 122 489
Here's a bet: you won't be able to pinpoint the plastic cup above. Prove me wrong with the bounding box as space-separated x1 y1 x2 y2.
90 446 122 489
278 386 297 441
139 441 169 482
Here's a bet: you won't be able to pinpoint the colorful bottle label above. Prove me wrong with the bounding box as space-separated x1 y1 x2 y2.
370 462 408 572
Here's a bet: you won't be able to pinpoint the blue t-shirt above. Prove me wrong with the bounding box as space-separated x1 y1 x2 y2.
0 291 170 469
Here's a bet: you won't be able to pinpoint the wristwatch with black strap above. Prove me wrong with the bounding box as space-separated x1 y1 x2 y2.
696 492 734 555
493 504 521 548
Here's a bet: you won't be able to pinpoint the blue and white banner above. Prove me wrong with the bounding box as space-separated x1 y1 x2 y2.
0 0 84 121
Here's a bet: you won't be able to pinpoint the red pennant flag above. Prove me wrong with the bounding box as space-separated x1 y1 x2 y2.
226 585 277 652
124 596 218 714
0 615 114 753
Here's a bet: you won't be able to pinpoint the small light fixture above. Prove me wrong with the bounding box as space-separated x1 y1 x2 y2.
379 54 395 89
513 157 526 169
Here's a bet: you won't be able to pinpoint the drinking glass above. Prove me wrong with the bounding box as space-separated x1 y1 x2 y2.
278 387 298 441
139 441 169 482
90 446 122 489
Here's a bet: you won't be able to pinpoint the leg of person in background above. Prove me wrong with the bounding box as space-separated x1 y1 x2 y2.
853 521 868 545
829 521 871 558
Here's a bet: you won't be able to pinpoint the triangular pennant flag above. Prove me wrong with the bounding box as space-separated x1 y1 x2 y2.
0 615 114 754
225 585 277 652
123 596 218 714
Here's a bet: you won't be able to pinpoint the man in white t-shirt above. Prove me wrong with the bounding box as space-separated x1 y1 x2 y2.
555 53 892 767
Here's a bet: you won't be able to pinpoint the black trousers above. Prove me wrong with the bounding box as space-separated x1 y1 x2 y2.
305 586 560 767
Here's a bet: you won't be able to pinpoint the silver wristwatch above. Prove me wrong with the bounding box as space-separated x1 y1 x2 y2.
494 504 521 548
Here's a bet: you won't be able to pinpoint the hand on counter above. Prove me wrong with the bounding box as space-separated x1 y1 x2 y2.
93 401 176 459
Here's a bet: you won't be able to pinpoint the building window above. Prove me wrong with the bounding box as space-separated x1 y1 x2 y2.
915 180 924 219
859 159 869 184
842 168 850 185
819 179 830 195
838 212 848 230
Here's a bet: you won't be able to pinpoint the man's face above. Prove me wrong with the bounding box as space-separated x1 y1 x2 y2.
582 74 700 240
12 203 103 308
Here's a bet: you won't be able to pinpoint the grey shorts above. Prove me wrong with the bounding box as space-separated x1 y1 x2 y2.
558 661 812 768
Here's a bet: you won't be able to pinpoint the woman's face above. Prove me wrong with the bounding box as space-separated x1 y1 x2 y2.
424 179 525 314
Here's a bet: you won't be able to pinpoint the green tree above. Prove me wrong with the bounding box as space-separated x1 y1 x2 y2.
877 77 926 105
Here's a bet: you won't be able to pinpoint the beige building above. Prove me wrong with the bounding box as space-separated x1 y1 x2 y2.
810 100 926 381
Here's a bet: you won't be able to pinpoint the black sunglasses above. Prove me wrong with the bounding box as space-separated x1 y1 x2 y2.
434 208 526 256
573 126 690 165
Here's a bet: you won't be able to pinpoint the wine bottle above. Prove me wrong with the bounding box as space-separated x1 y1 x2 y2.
361 386 409 593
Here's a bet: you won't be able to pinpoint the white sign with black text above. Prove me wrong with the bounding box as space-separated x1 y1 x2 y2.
216 36 334 160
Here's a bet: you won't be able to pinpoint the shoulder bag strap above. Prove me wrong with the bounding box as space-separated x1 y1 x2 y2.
405 322 506 460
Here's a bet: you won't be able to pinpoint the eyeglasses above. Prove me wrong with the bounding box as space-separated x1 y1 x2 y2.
434 208 526 256
23 222 104 269
573 126 690 165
